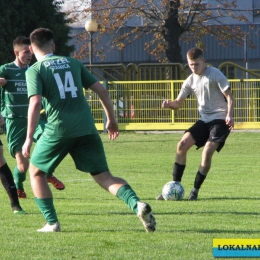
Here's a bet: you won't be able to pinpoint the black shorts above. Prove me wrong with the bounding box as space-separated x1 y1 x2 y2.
0 140 2 146
186 119 230 152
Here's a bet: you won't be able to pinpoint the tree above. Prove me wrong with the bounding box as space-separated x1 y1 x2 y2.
0 0 74 64
67 0 257 63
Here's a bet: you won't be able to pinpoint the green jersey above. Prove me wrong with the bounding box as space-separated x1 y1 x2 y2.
26 55 98 138
0 62 29 118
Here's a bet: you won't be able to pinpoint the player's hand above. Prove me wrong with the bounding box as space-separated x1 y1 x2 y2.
226 116 234 130
22 138 33 159
0 78 7 86
106 119 119 140
0 115 4 126
162 100 170 109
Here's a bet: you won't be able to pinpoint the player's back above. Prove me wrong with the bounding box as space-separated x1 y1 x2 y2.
26 55 98 138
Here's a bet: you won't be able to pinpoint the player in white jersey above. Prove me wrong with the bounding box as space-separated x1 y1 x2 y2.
156 48 234 200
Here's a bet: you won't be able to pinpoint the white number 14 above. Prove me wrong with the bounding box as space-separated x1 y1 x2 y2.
54 71 78 99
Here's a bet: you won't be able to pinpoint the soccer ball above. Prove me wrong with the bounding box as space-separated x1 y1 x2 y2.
162 181 185 201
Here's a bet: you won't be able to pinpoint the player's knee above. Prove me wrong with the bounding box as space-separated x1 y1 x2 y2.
204 143 218 157
17 164 29 173
177 140 189 153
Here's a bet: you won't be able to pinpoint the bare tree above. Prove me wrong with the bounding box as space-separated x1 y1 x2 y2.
66 0 257 63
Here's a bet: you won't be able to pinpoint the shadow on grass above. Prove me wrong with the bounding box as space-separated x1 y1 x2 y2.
193 197 260 201
155 211 260 216
162 229 260 237
149 197 260 201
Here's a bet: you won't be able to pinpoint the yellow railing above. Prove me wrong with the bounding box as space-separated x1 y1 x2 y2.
85 79 260 131
85 62 260 81
218 62 260 79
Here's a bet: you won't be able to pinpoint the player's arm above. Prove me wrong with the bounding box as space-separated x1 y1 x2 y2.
0 78 7 86
22 94 42 158
162 98 185 110
89 81 119 140
223 88 234 130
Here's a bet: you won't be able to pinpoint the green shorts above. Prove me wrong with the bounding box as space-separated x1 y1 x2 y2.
30 134 109 175
33 119 45 141
5 118 27 158
5 118 46 158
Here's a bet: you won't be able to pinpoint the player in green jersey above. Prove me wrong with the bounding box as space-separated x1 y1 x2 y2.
22 28 156 232
0 36 65 199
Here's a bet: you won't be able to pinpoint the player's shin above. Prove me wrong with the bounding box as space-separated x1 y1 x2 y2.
13 166 26 189
0 163 20 207
116 184 140 213
34 197 58 224
172 162 186 182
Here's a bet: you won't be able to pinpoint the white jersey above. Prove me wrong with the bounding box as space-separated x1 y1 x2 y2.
178 67 230 123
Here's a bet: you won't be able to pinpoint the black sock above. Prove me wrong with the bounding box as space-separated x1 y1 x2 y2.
172 162 186 182
194 171 207 190
0 163 20 208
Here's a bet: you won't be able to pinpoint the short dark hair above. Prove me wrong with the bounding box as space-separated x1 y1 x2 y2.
30 28 53 48
13 36 30 48
187 48 204 60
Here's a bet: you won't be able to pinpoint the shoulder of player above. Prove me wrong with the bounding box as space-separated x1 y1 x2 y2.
206 66 227 79
0 62 20 76
205 66 223 74
183 74 193 85
0 62 16 70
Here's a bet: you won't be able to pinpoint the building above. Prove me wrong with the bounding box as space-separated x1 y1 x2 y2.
61 0 260 69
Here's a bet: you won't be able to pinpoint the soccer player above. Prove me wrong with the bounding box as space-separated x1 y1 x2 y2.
0 36 65 199
0 114 25 214
22 28 156 232
156 47 234 201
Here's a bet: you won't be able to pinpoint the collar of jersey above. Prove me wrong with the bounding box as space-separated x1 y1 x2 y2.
13 62 29 70
43 53 54 59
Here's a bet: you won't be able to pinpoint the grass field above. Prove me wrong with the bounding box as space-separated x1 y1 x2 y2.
0 131 259 260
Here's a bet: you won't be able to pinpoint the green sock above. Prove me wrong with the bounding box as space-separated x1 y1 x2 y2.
34 197 58 224
116 184 140 214
13 166 26 190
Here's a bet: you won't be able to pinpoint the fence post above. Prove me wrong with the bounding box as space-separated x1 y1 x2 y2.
103 80 108 133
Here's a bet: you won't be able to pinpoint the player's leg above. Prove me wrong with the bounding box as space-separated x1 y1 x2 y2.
28 135 67 232
14 151 29 198
5 118 28 198
0 144 25 214
156 131 195 200
188 119 230 200
174 131 196 180
72 134 156 232
92 171 156 232
188 141 219 200
34 119 65 191
29 163 60 232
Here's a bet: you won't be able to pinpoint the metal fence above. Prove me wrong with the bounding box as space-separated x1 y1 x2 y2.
87 62 260 81
86 79 260 131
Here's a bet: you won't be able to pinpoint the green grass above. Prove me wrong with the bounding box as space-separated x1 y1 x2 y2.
0 131 259 260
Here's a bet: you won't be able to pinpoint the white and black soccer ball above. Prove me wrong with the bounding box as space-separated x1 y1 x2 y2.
162 181 185 201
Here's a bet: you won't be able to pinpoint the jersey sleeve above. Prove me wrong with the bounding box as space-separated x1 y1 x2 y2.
215 69 230 93
80 63 98 90
25 67 43 98
0 65 6 77
177 78 193 99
